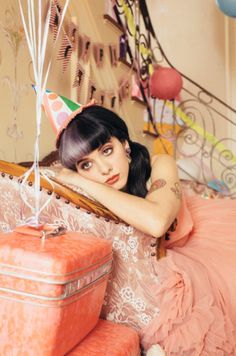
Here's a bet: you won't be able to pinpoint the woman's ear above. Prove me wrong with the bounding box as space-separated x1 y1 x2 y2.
123 140 130 152
123 140 131 162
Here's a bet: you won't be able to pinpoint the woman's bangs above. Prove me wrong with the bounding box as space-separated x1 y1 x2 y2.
79 124 111 158
65 121 112 166
59 105 127 169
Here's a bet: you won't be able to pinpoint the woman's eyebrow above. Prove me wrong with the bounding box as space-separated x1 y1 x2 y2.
77 140 112 164
98 140 112 151
77 157 89 165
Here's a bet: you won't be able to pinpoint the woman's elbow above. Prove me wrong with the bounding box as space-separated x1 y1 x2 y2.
145 215 167 238
148 201 181 238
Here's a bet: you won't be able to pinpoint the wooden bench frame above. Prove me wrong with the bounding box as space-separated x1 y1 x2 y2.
0 159 166 259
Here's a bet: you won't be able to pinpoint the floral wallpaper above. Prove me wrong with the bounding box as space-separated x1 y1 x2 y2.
0 1 63 163
0 6 27 162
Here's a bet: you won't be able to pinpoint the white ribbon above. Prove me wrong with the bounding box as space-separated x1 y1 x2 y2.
18 0 70 226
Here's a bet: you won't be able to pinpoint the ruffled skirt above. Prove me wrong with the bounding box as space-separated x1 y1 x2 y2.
141 196 236 355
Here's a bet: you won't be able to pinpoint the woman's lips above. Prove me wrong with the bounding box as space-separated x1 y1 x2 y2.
106 174 120 185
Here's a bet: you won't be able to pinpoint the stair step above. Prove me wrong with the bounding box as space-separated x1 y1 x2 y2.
118 57 137 73
103 14 124 35
131 96 148 108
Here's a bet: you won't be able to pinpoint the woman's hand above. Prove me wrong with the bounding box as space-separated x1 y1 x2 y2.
55 167 83 188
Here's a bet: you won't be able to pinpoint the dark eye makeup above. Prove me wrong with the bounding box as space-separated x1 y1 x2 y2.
80 161 92 170
102 146 113 155
78 143 114 170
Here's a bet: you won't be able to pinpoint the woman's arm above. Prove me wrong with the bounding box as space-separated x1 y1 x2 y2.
57 154 181 238
146 154 181 233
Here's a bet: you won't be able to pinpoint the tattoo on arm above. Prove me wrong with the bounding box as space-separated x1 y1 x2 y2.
147 179 167 195
170 182 182 199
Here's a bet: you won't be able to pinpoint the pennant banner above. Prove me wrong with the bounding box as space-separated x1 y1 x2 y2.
48 0 134 110
109 44 118 67
49 0 63 41
73 62 85 88
67 21 78 51
78 34 91 63
87 80 97 101
93 43 105 68
57 32 72 72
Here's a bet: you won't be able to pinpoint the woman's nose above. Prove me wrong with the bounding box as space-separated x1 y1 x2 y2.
98 160 112 175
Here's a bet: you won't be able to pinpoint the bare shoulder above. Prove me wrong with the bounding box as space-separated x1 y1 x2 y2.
149 154 180 192
151 154 177 174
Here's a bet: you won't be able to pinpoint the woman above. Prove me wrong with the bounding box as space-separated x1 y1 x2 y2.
48 96 236 355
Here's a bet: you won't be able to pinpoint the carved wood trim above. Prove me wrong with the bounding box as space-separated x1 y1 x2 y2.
0 160 120 223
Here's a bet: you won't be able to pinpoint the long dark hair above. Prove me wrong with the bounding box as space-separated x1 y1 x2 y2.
58 105 151 197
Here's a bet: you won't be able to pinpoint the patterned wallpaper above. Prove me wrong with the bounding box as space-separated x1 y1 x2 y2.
0 2 68 163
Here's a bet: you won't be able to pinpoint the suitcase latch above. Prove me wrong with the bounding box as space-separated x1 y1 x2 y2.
41 225 67 239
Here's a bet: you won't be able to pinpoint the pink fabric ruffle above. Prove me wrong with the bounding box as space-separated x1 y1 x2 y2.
141 195 236 355
141 256 236 355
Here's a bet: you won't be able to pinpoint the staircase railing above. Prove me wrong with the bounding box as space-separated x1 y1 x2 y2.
112 0 236 197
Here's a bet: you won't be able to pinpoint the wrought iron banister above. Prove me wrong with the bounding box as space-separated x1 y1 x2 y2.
111 0 236 197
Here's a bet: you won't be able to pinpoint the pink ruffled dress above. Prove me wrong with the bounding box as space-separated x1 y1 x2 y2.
102 193 236 355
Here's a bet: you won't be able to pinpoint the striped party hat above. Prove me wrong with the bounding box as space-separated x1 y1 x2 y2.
33 86 96 147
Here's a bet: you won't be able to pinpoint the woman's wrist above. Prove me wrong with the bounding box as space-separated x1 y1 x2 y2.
56 168 80 187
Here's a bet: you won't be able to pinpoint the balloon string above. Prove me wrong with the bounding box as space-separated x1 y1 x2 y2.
18 0 70 226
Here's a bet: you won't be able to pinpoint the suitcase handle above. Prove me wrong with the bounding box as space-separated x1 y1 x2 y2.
14 224 67 239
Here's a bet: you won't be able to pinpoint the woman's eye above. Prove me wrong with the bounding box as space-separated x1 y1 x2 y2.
81 161 92 170
103 147 113 156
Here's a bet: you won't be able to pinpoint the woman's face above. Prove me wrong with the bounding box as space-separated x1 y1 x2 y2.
76 137 130 190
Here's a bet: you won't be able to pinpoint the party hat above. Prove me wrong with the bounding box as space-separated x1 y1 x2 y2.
32 85 96 147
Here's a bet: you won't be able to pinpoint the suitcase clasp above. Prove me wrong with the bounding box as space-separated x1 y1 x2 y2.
41 225 67 239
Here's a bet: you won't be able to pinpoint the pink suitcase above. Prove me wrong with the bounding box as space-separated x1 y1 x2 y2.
66 319 141 356
0 225 112 355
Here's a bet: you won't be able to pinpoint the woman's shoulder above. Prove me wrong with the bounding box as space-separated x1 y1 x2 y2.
151 154 176 168
146 154 177 190
150 154 179 187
